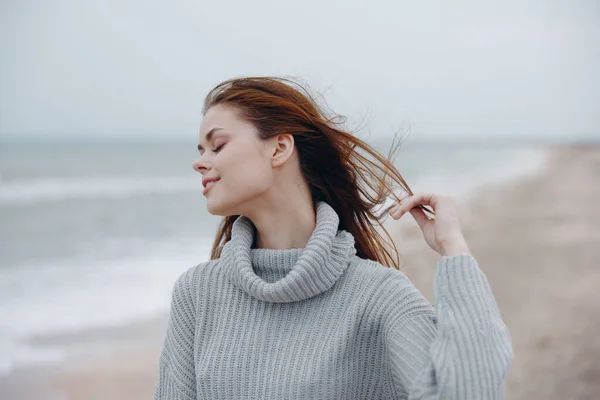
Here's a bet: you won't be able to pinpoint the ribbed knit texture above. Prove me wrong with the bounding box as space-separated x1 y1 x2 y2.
155 201 513 399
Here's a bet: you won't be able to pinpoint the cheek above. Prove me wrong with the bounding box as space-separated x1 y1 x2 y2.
230 164 270 193
220 147 272 192
206 145 274 215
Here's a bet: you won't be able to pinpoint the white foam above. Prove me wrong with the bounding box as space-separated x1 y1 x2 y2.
0 235 215 375
0 237 215 338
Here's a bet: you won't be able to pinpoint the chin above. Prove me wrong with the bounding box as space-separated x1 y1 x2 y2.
205 187 261 218
206 197 235 217
206 200 224 216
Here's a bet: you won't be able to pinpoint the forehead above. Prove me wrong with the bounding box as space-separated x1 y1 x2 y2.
200 104 243 134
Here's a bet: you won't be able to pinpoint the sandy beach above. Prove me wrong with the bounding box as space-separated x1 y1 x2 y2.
2 145 599 400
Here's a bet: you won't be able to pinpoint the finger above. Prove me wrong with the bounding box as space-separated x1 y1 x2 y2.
389 198 411 219
409 207 430 230
389 198 415 219
399 192 437 213
385 196 408 215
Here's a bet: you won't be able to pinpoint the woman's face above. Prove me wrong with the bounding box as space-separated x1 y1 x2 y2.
193 104 275 217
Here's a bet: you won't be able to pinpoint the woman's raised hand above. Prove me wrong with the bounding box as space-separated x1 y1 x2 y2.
389 193 471 257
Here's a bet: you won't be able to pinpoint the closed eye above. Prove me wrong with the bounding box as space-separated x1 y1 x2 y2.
213 144 225 153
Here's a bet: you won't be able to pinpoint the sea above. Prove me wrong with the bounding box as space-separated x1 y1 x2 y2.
0 138 549 375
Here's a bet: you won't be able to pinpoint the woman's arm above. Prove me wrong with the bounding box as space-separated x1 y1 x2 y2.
385 254 513 399
155 266 199 400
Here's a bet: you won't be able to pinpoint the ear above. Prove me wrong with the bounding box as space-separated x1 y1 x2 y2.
271 134 295 168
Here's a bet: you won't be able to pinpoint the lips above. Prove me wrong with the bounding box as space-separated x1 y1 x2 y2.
203 178 220 195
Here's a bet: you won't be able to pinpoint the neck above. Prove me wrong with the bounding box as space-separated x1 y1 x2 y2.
247 198 316 250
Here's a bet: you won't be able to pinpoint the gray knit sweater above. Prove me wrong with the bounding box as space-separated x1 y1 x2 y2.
155 201 513 399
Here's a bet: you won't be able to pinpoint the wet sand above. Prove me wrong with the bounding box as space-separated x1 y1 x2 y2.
393 145 600 399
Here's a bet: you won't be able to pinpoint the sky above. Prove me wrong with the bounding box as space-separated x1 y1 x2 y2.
0 0 598 142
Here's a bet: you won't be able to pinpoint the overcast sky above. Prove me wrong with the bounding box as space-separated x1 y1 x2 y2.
0 0 598 142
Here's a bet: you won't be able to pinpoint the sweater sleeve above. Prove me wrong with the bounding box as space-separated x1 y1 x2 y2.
155 267 199 400
384 254 513 400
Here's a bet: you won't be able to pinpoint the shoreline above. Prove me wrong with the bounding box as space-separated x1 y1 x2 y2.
2 144 598 399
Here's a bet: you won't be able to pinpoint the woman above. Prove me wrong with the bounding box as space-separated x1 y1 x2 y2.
155 77 513 399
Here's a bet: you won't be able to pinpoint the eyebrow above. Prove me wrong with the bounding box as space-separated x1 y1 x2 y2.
197 127 224 152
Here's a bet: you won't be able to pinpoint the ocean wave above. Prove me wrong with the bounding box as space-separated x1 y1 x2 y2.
0 175 201 205
0 236 214 375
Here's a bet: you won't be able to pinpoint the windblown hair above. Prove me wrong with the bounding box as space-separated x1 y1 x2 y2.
203 76 433 270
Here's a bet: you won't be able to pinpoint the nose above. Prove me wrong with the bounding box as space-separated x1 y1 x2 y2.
192 155 210 174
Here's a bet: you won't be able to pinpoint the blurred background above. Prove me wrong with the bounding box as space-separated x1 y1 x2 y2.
0 1 598 399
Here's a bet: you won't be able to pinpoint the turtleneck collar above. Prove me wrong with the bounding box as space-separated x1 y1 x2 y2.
220 201 357 303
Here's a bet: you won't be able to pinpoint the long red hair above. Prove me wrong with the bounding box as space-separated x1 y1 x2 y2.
203 76 431 270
